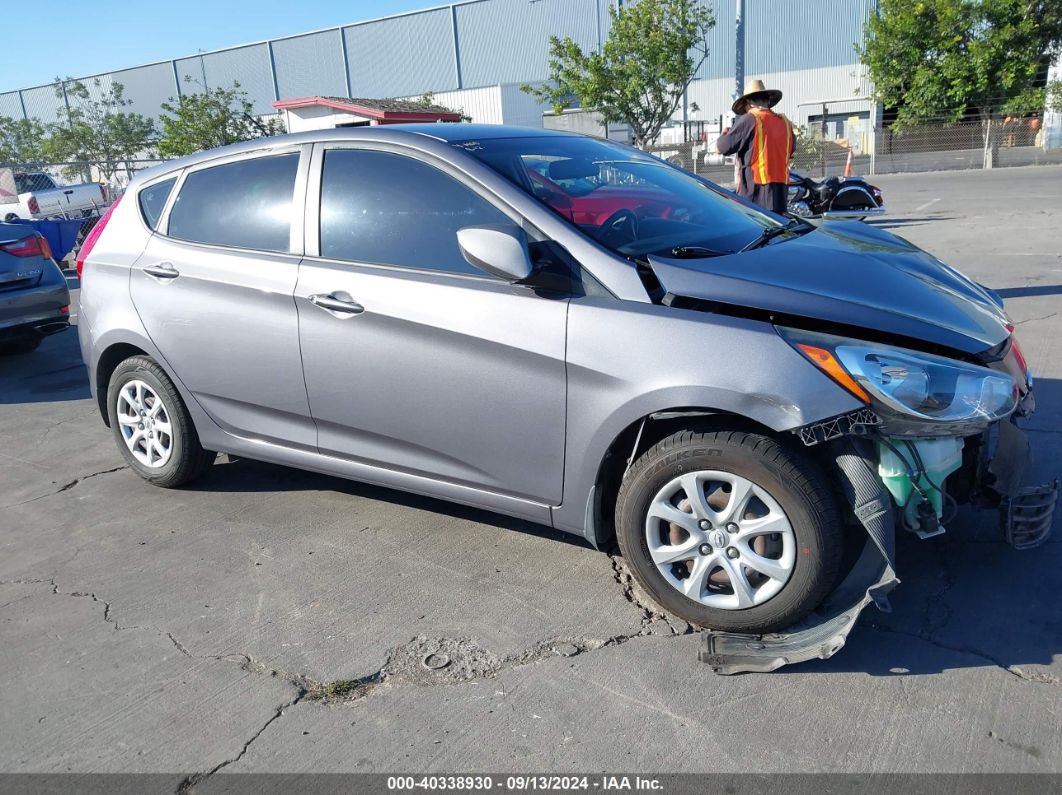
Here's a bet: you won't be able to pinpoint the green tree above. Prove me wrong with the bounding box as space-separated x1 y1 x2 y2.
158 81 285 157
1051 79 1062 113
1001 78 1062 115
414 91 471 122
521 0 715 148
860 0 1062 164
0 116 50 165
46 78 157 181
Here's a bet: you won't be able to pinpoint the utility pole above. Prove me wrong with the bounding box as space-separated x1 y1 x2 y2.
732 0 745 189
734 0 745 104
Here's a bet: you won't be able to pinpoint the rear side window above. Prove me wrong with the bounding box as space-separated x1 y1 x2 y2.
138 178 176 230
319 149 510 276
167 154 299 252
15 173 55 193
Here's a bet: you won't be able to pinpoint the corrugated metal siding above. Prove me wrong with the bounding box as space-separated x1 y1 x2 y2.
455 0 599 88
747 0 874 74
273 30 347 99
686 76 735 122
0 92 22 119
686 64 872 127
2 0 874 127
175 57 206 92
345 8 457 97
177 44 276 115
499 83 553 127
699 0 735 81
19 85 63 125
406 85 503 123
108 62 176 119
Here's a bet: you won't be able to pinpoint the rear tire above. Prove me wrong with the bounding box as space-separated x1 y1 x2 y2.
106 356 215 488
615 428 842 634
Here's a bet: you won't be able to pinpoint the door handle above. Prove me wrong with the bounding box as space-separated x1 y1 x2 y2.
309 293 364 315
143 263 179 280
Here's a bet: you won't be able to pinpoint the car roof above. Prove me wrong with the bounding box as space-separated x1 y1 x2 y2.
129 124 582 186
382 123 574 142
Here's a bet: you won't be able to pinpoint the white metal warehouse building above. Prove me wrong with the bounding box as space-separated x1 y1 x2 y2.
0 0 876 143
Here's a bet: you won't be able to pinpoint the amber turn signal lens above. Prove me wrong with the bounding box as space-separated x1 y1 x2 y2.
797 343 871 404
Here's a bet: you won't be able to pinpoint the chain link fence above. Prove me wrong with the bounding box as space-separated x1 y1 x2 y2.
2 157 168 264
870 112 1062 175
642 95 1062 183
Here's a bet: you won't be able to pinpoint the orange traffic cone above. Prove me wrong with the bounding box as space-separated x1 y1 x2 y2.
843 147 853 177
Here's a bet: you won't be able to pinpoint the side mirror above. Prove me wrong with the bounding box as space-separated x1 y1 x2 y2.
456 224 534 282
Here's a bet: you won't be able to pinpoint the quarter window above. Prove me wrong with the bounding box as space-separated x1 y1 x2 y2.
167 154 299 252
138 177 176 230
319 149 510 276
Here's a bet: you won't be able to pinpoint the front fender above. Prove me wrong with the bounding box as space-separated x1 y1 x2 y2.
551 297 862 536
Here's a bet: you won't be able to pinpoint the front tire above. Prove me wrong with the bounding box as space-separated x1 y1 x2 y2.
106 356 214 488
615 428 842 634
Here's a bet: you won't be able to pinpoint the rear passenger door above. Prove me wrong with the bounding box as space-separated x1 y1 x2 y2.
129 147 316 448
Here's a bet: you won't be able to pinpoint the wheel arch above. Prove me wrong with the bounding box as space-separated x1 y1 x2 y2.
94 341 153 426
578 407 787 551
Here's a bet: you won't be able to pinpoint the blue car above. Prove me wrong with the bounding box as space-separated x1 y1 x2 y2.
0 221 71 355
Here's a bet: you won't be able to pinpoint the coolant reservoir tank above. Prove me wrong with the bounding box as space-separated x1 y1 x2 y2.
878 437 964 526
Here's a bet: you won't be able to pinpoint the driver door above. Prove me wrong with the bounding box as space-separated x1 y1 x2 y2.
295 144 569 507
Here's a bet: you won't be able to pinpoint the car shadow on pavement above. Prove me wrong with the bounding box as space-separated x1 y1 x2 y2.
199 455 594 550
0 329 89 404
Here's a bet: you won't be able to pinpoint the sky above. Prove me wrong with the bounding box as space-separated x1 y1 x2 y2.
2 0 437 92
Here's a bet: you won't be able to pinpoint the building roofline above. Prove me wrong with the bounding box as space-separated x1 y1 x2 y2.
2 1 490 96
273 96 463 121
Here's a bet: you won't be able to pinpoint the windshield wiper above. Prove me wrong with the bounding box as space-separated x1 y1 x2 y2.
668 245 729 259
739 218 810 253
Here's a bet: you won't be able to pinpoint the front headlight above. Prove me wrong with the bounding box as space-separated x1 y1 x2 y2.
779 328 1018 436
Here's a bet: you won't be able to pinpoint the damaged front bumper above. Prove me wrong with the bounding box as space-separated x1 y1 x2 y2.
982 418 1058 549
700 413 1057 675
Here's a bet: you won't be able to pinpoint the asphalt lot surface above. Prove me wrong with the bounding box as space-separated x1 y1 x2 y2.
1 165 1060 782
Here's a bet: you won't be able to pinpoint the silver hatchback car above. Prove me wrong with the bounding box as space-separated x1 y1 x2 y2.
78 125 1051 667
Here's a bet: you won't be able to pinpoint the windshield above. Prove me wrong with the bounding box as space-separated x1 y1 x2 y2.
455 135 785 258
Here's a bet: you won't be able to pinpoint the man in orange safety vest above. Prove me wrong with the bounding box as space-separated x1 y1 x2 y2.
714 79 796 215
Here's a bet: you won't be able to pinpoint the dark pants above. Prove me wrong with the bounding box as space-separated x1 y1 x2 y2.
750 183 788 215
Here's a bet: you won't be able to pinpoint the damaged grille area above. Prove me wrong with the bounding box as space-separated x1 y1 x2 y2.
1002 479 1059 549
795 408 882 446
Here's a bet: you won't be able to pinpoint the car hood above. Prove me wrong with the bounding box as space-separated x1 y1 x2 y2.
647 221 1009 355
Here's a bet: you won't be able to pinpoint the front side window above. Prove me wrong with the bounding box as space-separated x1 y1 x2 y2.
167 153 299 253
458 136 786 259
319 148 510 276
138 177 177 230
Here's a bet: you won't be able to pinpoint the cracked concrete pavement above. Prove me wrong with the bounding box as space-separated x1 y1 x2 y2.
0 166 1060 782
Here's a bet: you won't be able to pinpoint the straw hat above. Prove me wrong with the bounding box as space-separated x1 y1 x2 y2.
732 79 783 115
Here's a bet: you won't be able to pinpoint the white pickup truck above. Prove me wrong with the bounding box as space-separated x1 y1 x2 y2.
3 172 106 221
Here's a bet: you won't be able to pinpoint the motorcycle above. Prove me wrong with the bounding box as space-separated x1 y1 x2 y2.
787 171 885 220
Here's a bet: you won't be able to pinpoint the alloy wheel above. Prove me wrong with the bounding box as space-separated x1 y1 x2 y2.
644 470 796 609
115 379 173 469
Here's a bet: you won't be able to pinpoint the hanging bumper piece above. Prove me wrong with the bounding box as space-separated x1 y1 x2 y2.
700 438 898 674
